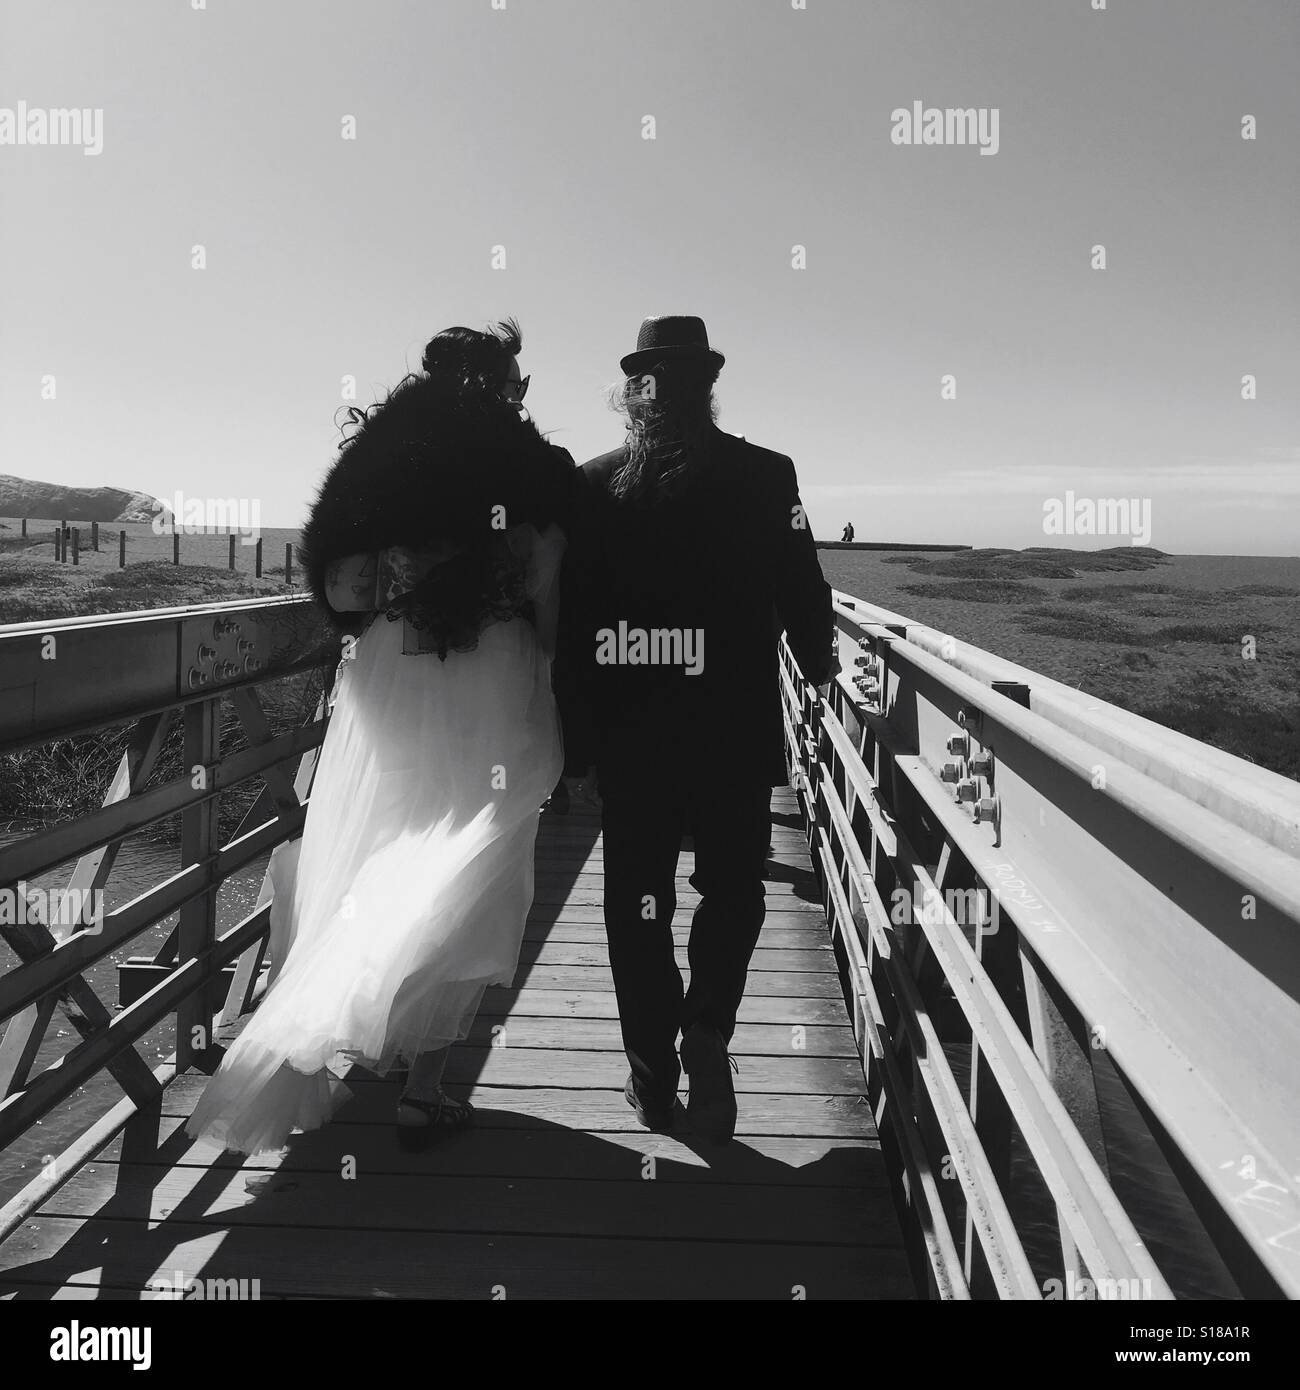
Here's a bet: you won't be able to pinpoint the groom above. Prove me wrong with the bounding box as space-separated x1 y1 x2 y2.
556 315 836 1142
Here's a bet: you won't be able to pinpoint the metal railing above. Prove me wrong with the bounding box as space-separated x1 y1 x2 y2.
779 590 1300 1299
0 595 335 1240
4 585 1298 1299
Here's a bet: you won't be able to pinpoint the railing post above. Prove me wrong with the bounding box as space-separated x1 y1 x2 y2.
285 543 293 586
91 520 99 552
255 537 263 578
176 697 220 1071
173 531 180 565
70 528 79 566
20 518 26 538
119 530 126 568
965 899 1026 1295
229 534 236 571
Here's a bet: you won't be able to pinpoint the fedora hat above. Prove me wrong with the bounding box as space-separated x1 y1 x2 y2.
620 314 725 377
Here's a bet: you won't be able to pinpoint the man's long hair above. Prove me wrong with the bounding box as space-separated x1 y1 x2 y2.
608 358 722 505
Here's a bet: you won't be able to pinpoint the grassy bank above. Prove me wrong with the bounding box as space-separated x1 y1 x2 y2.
0 533 294 624
818 546 1300 781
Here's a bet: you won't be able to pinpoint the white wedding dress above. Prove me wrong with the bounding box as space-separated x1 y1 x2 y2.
186 522 566 1155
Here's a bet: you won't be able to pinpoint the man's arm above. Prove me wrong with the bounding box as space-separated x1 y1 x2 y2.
771 455 837 687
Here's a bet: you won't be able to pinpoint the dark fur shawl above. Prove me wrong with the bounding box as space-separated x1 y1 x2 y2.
299 375 576 632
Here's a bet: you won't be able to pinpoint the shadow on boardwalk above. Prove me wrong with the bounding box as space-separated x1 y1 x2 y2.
0 792 913 1299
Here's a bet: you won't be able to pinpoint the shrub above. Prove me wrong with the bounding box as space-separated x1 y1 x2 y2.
1015 604 1142 644
901 580 1045 603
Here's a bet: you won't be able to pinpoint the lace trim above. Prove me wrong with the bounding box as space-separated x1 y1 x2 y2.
381 541 535 659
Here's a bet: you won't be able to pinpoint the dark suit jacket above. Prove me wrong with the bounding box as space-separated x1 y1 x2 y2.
554 429 834 786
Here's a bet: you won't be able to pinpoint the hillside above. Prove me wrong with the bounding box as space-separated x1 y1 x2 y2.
0 474 156 523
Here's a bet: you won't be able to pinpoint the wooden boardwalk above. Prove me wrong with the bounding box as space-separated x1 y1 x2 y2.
0 787 912 1300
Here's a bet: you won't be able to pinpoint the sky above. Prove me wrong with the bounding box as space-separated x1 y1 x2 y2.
1 0 1296 553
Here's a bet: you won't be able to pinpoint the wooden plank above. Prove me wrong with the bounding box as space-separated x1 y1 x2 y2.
531 883 819 906
3 1283 297 1300
500 966 843 997
526 903 828 925
528 861 811 884
0 1214 914 1299
533 866 816 886
0 995 58 1099
516 942 835 974
216 988 849 1030
92 1118 886 1184
533 829 812 842
160 1077 878 1137
531 859 818 881
533 837 811 851
41 1162 901 1247
522 923 830 949
456 1017 855 1056
433 1046 866 1094
531 848 814 863
474 987 850 1026
175 1044 864 1096
531 851 816 867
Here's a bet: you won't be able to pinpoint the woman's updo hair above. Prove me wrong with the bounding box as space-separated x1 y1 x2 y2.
421 317 522 394
309 312 572 656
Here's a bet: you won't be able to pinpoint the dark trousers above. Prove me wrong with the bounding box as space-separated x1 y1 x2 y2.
598 769 771 1102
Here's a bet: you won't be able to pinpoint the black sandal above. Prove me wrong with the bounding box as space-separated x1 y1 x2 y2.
395 1090 475 1149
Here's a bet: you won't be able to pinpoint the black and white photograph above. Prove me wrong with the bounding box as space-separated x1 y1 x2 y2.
0 0 1297 1347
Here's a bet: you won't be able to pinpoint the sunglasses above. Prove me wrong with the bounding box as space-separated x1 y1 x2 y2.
503 374 530 403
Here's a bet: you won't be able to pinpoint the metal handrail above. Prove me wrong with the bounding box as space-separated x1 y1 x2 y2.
782 595 1300 1300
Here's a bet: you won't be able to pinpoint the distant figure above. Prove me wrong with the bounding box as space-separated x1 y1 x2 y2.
841 521 855 543
555 314 837 1143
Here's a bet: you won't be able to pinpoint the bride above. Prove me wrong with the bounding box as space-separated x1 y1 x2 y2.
186 319 575 1154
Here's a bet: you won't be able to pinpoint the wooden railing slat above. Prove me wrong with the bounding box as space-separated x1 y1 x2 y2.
0 720 325 886
0 905 268 1147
